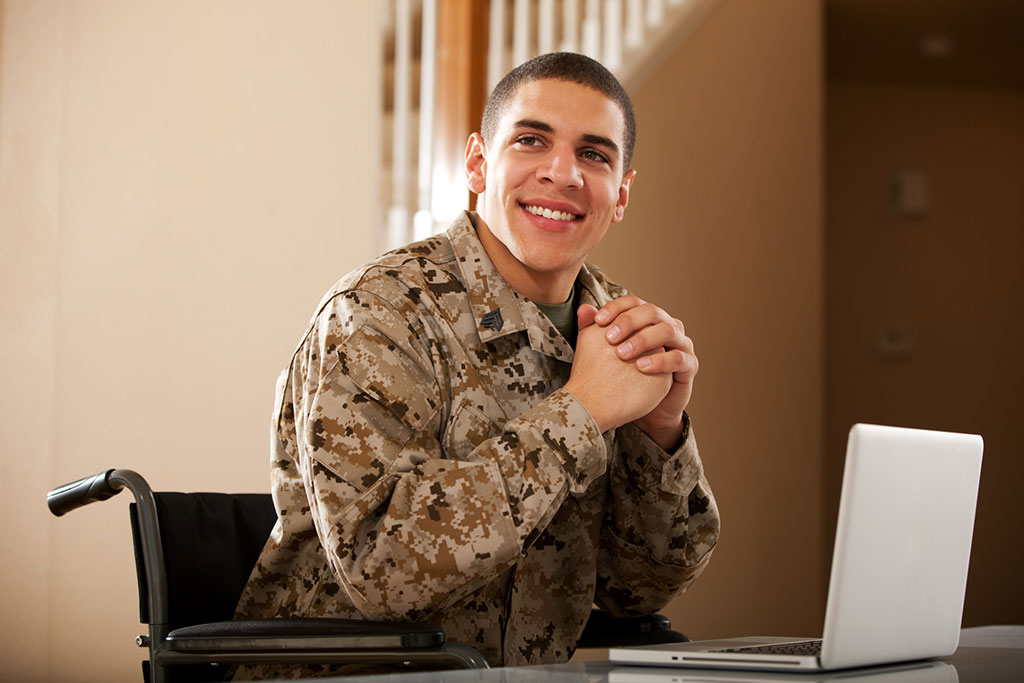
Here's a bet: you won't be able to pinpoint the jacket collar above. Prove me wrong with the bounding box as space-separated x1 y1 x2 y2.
447 212 614 362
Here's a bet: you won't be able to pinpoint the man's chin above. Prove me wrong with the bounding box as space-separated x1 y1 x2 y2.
515 253 583 278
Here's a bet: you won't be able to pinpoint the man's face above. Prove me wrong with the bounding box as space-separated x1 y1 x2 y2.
466 78 636 303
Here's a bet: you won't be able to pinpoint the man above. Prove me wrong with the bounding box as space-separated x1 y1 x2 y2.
234 53 719 678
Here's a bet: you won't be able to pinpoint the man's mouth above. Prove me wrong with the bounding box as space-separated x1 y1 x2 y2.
522 204 582 222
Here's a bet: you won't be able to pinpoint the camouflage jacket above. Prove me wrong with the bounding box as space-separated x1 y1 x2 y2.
234 212 719 675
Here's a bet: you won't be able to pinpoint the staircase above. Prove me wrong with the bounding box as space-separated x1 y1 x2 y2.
381 0 723 250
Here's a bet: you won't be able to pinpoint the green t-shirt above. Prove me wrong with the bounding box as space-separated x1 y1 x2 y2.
532 285 579 344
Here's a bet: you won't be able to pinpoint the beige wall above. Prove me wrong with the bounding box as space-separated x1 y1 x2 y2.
591 0 825 640
0 1 380 680
826 82 1024 627
2 0 830 678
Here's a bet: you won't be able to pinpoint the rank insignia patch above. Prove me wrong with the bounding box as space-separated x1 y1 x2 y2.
481 308 504 332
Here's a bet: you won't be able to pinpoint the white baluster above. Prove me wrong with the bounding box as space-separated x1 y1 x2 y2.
646 0 665 27
624 0 643 50
538 0 556 55
582 0 601 60
389 0 412 249
513 0 531 66
415 0 437 240
487 0 506 92
561 0 579 52
603 0 622 71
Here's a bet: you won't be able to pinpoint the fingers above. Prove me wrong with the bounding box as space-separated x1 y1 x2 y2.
612 316 688 360
589 295 696 379
635 346 699 381
593 294 646 326
607 309 687 360
596 298 683 345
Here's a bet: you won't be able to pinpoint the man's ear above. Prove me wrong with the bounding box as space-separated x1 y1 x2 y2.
465 133 487 194
612 168 637 223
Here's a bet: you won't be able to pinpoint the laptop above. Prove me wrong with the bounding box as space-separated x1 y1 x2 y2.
609 423 983 672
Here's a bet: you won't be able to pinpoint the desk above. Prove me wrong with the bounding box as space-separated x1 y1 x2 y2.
312 627 1024 683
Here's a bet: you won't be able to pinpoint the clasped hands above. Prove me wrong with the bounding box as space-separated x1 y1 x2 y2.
564 295 698 451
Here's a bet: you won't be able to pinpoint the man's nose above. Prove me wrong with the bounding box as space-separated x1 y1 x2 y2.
538 148 583 190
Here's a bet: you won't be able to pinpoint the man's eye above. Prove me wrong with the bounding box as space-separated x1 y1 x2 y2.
516 135 540 146
582 149 609 163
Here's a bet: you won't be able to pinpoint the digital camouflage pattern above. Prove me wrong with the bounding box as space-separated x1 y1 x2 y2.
233 212 719 679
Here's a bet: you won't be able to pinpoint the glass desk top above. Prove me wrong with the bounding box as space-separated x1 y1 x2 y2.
301 627 1024 683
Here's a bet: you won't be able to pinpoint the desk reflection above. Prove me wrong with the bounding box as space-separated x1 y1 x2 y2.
315 660 956 683
304 628 1023 683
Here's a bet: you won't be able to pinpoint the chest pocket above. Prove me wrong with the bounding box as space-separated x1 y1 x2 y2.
443 399 503 461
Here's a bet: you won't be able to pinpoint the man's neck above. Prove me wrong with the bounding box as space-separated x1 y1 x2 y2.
502 267 578 305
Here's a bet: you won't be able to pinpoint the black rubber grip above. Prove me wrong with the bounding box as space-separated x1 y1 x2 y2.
47 469 122 516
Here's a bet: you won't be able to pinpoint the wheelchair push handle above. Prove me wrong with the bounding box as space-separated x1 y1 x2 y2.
47 469 123 516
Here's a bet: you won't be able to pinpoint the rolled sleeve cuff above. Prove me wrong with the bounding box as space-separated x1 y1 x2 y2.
618 414 704 497
660 416 704 497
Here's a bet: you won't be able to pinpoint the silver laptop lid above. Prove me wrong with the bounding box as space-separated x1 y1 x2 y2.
821 424 983 669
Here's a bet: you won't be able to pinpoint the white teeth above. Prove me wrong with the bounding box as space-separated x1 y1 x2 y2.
524 204 578 221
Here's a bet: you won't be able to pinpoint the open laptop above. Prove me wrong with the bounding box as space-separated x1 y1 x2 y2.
609 423 983 672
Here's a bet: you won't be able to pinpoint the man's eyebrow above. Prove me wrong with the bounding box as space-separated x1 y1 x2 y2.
582 133 619 157
513 119 554 133
513 119 620 157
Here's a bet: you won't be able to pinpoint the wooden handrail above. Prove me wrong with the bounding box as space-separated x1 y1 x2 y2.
431 0 489 223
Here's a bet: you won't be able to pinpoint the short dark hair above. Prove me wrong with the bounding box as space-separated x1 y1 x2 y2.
480 52 637 170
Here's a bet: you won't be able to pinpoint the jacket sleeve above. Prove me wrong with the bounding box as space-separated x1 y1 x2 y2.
594 417 720 616
287 290 608 621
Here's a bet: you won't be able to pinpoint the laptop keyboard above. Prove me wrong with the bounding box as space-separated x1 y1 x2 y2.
712 639 822 656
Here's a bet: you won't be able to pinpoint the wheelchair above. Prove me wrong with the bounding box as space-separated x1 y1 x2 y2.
48 468 688 682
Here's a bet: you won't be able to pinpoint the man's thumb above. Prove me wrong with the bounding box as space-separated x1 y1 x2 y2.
576 303 599 329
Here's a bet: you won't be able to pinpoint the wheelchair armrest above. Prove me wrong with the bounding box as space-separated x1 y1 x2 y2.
165 618 446 652
577 610 689 648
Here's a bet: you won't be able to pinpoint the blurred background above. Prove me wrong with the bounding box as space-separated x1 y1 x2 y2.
1 1 1021 680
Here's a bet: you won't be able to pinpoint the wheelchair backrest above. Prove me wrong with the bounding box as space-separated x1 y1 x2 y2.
130 492 277 630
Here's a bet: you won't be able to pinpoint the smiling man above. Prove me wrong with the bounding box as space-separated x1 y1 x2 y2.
234 53 719 679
